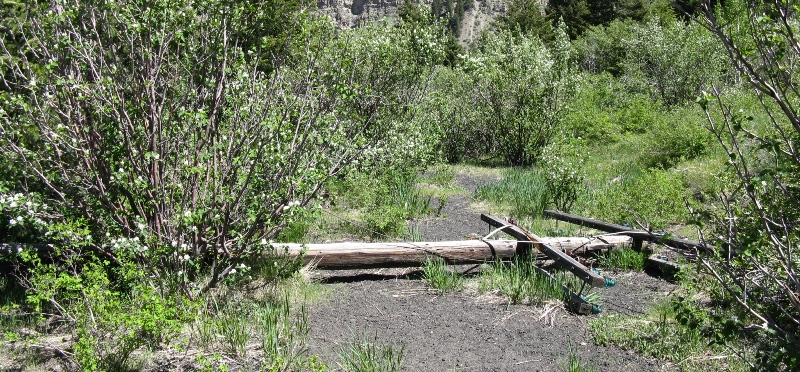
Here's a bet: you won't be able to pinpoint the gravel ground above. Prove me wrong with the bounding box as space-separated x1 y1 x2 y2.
304 169 678 371
305 277 669 371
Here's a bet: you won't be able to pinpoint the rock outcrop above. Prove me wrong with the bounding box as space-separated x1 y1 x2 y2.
315 0 507 43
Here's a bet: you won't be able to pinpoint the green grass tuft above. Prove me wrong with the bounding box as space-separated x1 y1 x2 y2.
479 257 566 305
422 256 463 293
560 344 596 372
191 292 313 369
596 248 647 271
338 337 404 372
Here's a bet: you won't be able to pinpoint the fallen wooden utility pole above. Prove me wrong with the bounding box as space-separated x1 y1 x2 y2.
538 236 634 255
542 210 703 275
278 236 635 270
2 237 633 266
280 240 518 269
543 210 718 254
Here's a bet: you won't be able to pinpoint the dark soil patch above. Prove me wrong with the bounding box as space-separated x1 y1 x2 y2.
416 170 502 242
305 278 666 371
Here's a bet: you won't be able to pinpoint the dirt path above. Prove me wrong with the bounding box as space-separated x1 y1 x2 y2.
304 169 677 371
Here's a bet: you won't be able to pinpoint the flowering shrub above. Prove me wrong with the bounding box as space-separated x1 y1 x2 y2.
620 19 728 105
0 0 441 294
444 24 574 166
0 1 444 367
540 141 586 213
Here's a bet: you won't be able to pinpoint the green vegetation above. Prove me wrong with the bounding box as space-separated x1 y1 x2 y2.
422 256 464 293
559 344 596 372
474 169 549 218
591 298 749 371
479 257 567 305
0 0 797 369
337 337 404 372
596 248 647 272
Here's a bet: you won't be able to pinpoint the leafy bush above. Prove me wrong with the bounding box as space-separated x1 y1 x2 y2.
0 1 449 367
687 0 800 364
620 18 728 105
429 26 574 166
637 106 715 169
540 141 587 213
562 73 625 141
574 20 636 75
0 0 443 294
12 251 190 370
472 27 574 165
574 17 729 105
331 170 435 239
423 67 489 163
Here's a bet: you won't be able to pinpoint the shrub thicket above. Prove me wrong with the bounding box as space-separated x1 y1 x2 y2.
423 26 575 166
0 0 445 367
690 0 800 365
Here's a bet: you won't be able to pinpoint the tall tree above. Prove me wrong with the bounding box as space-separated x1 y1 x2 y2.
495 0 554 41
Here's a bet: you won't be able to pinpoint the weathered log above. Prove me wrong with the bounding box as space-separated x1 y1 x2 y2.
538 236 633 255
2 237 632 267
275 236 635 270
278 240 519 269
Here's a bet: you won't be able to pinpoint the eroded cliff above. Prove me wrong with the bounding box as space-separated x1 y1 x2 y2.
315 0 507 43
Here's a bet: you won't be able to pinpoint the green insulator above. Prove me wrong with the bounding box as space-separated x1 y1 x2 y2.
592 304 602 314
604 277 616 288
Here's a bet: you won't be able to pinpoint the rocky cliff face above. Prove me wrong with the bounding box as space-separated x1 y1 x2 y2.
315 0 507 43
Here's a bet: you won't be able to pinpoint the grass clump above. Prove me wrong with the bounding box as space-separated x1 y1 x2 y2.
338 337 404 372
474 168 548 218
419 164 457 188
595 248 647 271
590 298 749 372
581 168 692 230
479 257 566 305
190 290 315 371
421 256 463 293
559 344 596 372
